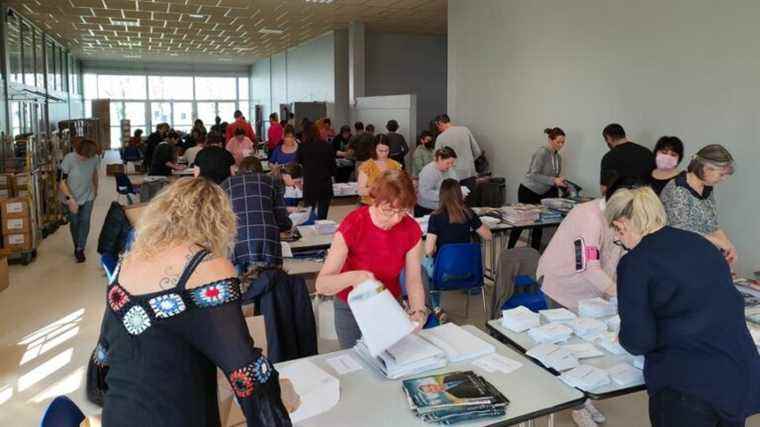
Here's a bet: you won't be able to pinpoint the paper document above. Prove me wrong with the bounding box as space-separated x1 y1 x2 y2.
578 297 617 318
560 343 605 359
419 323 495 363
281 241 293 258
526 343 579 371
560 365 611 391
348 280 415 357
607 363 643 386
528 323 573 344
567 318 607 340
595 332 627 355
539 308 577 323
325 354 363 375
501 306 540 332
278 360 340 424
472 354 522 375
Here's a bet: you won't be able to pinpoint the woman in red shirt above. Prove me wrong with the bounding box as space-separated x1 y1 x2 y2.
316 170 427 349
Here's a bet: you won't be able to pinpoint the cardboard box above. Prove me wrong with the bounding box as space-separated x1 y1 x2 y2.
2 216 30 235
106 163 125 176
1 197 31 219
4 232 33 252
0 256 8 293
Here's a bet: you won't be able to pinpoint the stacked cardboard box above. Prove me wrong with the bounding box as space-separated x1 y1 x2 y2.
1 197 35 252
12 173 32 198
0 256 8 293
0 174 11 199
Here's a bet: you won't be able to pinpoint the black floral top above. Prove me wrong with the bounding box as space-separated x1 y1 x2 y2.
94 251 292 427
660 172 719 236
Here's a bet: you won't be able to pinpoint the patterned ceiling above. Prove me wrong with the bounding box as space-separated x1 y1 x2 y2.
4 0 446 63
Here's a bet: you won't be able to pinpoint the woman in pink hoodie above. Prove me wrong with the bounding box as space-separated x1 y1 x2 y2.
226 126 255 166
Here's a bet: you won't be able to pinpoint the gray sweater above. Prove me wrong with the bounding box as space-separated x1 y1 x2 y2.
434 126 481 180
521 146 561 195
417 161 459 210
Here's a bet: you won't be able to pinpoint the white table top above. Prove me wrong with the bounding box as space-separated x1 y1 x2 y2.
172 168 195 176
275 325 584 426
289 226 334 251
282 258 323 276
486 320 645 399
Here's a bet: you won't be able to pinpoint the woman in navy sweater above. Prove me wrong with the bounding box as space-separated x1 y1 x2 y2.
605 186 760 427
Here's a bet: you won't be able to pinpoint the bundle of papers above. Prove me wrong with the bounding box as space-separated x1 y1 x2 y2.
578 297 617 318
605 315 621 333
539 209 564 223
526 343 579 371
354 333 447 379
348 280 416 357
539 308 577 323
528 323 573 343
501 306 540 332
560 343 605 360
540 198 577 213
314 220 338 235
566 318 607 340
419 323 495 363
560 365 611 391
284 186 304 199
606 363 644 386
278 361 340 424
594 332 627 355
501 204 542 226
402 371 509 425
333 182 358 196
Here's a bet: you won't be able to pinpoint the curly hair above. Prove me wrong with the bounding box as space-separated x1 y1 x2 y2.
126 177 236 260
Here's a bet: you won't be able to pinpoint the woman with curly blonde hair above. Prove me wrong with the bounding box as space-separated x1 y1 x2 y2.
93 177 294 427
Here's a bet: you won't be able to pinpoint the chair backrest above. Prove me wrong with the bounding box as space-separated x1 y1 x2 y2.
490 247 540 319
114 173 133 194
40 396 85 427
432 243 483 291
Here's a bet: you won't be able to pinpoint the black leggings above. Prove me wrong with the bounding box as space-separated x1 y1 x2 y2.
310 197 332 221
507 185 559 250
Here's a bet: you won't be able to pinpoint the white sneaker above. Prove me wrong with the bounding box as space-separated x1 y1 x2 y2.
572 409 599 427
584 401 607 423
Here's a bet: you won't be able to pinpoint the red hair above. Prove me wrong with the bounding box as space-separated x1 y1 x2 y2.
369 170 416 210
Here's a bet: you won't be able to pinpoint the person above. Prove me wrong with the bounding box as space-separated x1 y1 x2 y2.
411 131 435 178
599 123 654 194
210 115 222 133
221 157 291 273
606 186 760 427
93 177 293 426
424 179 492 320
385 119 409 167
226 126 255 166
144 123 169 171
267 113 284 153
321 118 336 141
194 131 236 185
349 132 376 164
225 110 255 141
332 125 352 158
660 144 736 264
433 114 482 182
415 147 458 217
188 128 205 148
508 127 568 250
650 136 685 195
269 125 299 169
365 124 375 136
272 162 303 210
296 121 335 220
184 132 205 167
358 135 402 205
150 130 186 176
60 139 99 263
315 170 427 349
192 119 207 137
536 177 641 427
128 129 143 148
332 125 354 183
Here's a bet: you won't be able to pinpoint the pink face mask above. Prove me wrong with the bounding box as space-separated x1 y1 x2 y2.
656 152 678 170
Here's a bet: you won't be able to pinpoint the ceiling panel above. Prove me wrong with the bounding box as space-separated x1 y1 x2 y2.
5 0 446 63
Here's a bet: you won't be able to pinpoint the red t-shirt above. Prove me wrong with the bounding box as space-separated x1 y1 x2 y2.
267 122 284 151
336 206 422 302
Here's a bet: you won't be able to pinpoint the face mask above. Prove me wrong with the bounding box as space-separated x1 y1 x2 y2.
656 153 678 170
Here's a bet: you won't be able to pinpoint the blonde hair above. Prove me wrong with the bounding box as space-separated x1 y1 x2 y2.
604 187 667 236
126 177 236 261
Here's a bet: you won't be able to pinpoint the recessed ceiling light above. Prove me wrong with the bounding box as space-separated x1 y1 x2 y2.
259 28 284 35
111 19 139 27
219 58 233 61
123 54 142 59
305 0 334 3
188 14 206 19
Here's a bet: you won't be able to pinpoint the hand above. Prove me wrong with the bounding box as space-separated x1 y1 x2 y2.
723 244 738 265
279 378 301 413
554 177 568 187
66 198 79 214
410 308 428 333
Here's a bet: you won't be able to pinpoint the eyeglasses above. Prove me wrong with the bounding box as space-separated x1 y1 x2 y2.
377 205 410 218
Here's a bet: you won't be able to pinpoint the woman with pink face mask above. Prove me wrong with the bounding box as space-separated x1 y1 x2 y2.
650 136 684 195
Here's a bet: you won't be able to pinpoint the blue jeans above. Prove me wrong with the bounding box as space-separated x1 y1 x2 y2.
66 200 94 251
422 256 440 308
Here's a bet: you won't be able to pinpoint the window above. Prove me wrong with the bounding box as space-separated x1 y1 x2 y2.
148 76 193 100
217 102 237 123
196 102 216 127
124 102 146 127
7 15 21 84
195 77 236 100
98 75 146 99
151 102 171 125
110 101 125 124
238 77 249 100
21 21 34 86
56 46 64 91
239 101 250 121
83 74 97 100
173 102 193 127
47 41 56 91
34 29 44 88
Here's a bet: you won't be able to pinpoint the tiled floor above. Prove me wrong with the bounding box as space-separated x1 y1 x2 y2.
0 152 757 426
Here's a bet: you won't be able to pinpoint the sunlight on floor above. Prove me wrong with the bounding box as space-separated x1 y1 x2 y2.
0 385 12 406
29 366 84 404
17 308 85 347
17 349 74 392
19 327 80 366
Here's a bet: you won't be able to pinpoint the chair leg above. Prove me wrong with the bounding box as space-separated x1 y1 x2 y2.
481 287 487 317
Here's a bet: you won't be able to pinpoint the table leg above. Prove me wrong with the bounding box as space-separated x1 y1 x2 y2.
548 413 555 427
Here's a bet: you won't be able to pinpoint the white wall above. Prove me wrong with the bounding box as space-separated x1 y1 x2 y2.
365 31 446 137
448 0 760 277
353 94 417 154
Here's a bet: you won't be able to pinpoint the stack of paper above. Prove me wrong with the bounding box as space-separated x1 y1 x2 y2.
333 182 358 196
539 208 564 223
539 308 577 323
501 306 540 332
560 343 605 360
606 315 621 332
526 343 579 371
594 332 627 355
419 323 495 363
560 365 611 391
501 204 542 226
278 360 341 424
354 333 447 379
314 220 338 235
578 297 617 318
567 318 607 340
528 323 573 343
284 186 304 199
348 280 416 357
606 363 644 386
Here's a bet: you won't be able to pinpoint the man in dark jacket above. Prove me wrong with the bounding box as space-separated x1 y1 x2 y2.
144 123 169 171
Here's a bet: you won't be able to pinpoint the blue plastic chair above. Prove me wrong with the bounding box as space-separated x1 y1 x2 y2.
431 243 486 318
101 229 135 285
40 396 85 427
500 275 548 312
115 173 138 204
